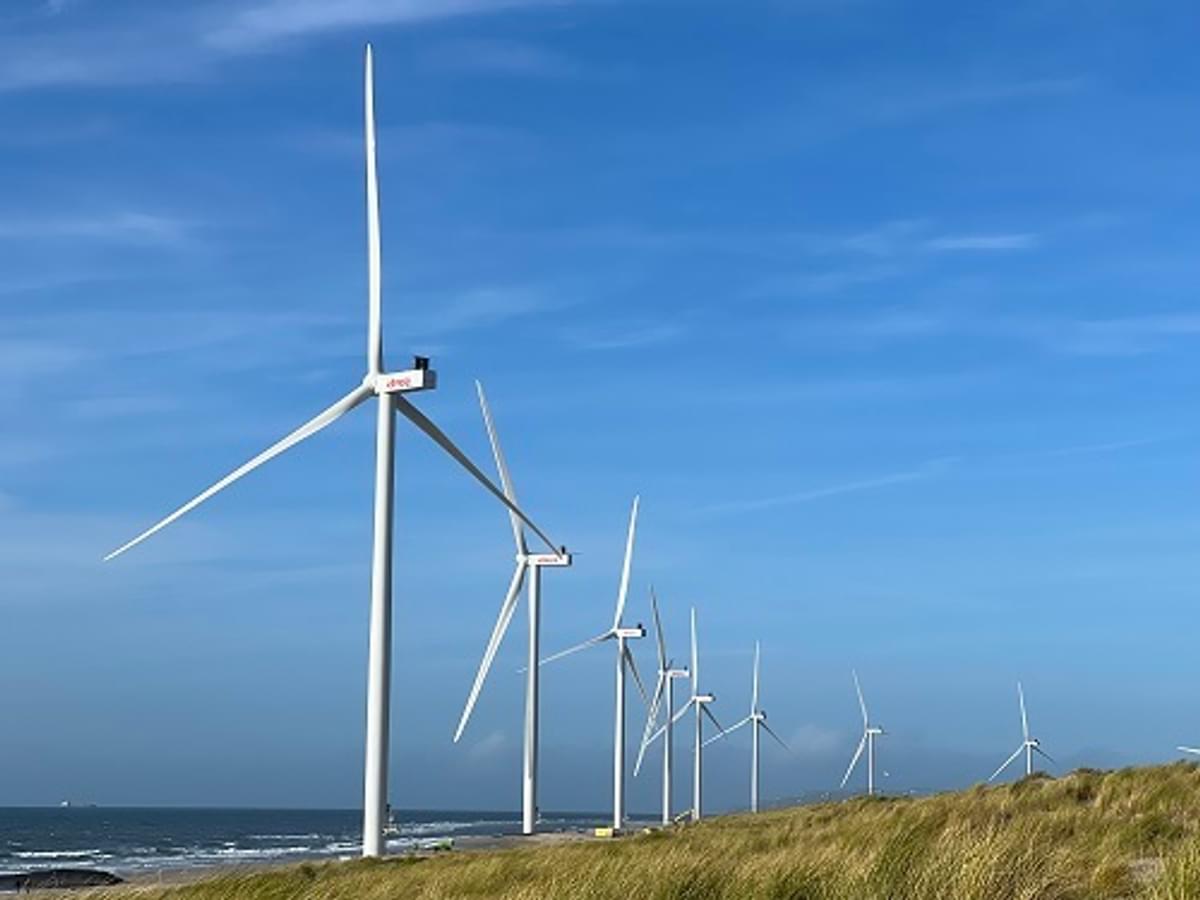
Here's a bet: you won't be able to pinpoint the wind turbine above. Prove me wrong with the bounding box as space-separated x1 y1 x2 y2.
841 670 885 796
989 681 1053 782
633 587 689 825
452 381 571 836
704 642 788 812
102 46 560 858
540 496 647 831
655 608 724 820
1179 747 1200 757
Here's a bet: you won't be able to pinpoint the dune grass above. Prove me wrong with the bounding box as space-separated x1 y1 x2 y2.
92 763 1200 899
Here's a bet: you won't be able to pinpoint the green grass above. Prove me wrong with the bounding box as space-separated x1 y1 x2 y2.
92 763 1200 899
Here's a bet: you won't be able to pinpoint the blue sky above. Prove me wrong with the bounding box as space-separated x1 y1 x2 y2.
1 0 1199 813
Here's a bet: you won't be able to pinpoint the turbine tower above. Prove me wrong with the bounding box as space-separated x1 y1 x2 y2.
633 588 689 824
452 382 571 836
841 670 885 796
102 46 559 858
541 497 647 830
989 682 1054 782
704 642 788 812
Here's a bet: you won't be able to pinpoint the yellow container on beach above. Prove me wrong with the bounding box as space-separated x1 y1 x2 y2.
593 827 615 838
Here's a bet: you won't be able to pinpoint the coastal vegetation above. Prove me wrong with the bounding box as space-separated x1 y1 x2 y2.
95 763 1200 899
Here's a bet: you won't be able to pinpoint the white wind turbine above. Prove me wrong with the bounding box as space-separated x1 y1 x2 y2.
452 381 571 836
102 46 560 858
841 670 885 796
704 642 788 813
633 587 689 825
655 608 724 821
540 496 647 831
989 682 1054 782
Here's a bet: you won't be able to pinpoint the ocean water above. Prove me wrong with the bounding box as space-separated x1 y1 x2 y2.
0 807 628 876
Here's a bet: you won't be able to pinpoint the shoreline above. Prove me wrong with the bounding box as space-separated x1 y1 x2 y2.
101 829 602 890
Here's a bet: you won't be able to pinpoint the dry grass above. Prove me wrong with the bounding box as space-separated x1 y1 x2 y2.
89 763 1200 900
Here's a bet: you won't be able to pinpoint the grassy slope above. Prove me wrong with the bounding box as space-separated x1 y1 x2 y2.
95 763 1200 900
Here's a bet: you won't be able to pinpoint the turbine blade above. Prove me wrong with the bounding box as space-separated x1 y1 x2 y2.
988 744 1025 782
690 608 699 692
624 644 649 705
475 381 526 555
540 631 612 667
702 715 749 748
1018 681 1029 741
650 586 667 671
453 562 527 742
761 720 789 751
634 674 666 776
670 696 695 726
751 641 760 715
701 703 726 738
393 394 559 553
644 721 668 750
364 44 382 375
1033 745 1055 766
613 495 639 628
1178 746 1200 756
840 734 867 789
105 384 372 561
853 669 869 728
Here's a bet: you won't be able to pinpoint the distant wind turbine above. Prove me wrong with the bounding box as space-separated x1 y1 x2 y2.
633 588 690 824
660 608 724 820
102 46 560 858
841 670 885 796
704 642 788 812
989 681 1054 782
452 382 571 836
540 497 648 831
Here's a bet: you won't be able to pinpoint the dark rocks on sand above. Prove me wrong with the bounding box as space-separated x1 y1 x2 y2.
0 868 124 892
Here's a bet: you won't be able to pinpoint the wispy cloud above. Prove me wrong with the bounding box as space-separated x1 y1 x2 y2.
1026 437 1170 459
1046 314 1200 356
205 0 560 51
787 307 1200 357
866 78 1087 124
564 321 684 351
0 115 115 147
704 459 956 516
0 211 193 246
832 221 1041 258
0 1 567 92
417 37 580 77
925 233 1039 252
402 286 561 340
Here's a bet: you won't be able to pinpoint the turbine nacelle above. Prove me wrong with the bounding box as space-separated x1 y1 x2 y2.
696 692 715 704
616 625 646 640
524 551 572 567
372 360 438 395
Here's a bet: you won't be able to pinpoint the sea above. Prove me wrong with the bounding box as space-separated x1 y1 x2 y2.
0 807 634 877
